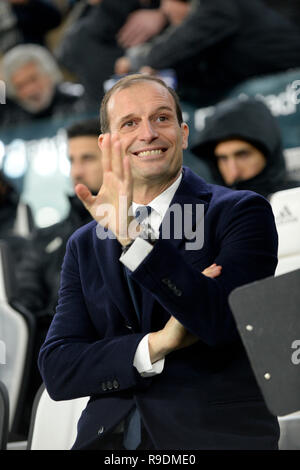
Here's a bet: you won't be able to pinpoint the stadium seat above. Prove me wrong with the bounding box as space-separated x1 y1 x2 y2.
279 412 300 450
0 380 9 450
269 187 300 275
13 202 35 238
0 241 36 438
27 384 89 450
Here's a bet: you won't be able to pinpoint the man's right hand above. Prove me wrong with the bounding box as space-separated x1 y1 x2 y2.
75 133 137 247
148 264 222 363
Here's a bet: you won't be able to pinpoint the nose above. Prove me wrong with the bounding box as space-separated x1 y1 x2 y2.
70 161 84 182
224 158 241 185
139 119 158 142
18 82 36 100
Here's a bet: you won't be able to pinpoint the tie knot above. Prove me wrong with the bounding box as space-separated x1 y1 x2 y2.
135 205 152 224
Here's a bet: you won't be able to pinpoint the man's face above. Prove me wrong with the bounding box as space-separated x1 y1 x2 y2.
214 139 267 185
11 61 54 113
100 81 189 186
69 136 103 193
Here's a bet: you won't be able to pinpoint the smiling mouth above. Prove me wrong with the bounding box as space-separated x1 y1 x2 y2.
133 148 167 158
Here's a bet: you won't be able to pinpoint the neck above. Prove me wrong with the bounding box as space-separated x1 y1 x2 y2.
132 169 181 204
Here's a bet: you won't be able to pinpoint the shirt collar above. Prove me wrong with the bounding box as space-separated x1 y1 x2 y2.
132 172 182 220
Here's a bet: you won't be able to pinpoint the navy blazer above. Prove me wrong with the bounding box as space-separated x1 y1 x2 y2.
39 167 280 450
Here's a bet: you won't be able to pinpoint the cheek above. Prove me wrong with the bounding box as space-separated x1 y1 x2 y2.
217 161 225 173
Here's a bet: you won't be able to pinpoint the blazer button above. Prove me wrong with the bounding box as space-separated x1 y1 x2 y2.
98 426 105 436
113 379 119 389
107 381 113 390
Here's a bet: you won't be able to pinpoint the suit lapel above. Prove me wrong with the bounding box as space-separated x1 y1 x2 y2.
160 167 212 255
93 232 140 330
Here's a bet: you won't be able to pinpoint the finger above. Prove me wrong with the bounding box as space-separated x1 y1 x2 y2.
202 264 221 274
101 133 112 173
123 153 132 189
111 134 123 180
75 183 95 209
118 22 142 48
126 28 149 47
123 153 133 220
202 264 222 278
117 23 134 46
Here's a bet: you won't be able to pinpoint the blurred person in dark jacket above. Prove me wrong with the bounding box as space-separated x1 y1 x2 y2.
8 0 62 45
115 0 300 107
56 0 165 108
0 0 62 53
12 118 103 434
0 169 34 265
15 118 102 317
191 98 300 199
0 43 86 129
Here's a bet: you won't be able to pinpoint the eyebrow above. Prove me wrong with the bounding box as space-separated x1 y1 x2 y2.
216 148 251 158
69 153 97 160
118 106 174 127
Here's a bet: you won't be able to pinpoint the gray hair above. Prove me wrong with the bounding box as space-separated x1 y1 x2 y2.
1 44 63 98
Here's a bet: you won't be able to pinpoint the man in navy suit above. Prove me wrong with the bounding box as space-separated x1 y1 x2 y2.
38 74 280 450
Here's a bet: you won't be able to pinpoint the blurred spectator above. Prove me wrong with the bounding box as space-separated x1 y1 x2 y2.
14 117 102 317
56 0 164 107
116 0 300 107
191 99 300 199
0 169 34 278
0 44 86 129
11 117 102 435
0 0 62 53
0 168 34 236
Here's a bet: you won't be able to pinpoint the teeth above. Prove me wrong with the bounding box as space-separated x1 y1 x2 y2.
137 149 164 157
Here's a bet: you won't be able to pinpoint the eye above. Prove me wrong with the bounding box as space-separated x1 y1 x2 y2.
122 120 136 128
82 155 96 162
156 115 168 122
237 151 251 159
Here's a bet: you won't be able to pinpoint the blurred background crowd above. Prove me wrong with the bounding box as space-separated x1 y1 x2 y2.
1 0 300 446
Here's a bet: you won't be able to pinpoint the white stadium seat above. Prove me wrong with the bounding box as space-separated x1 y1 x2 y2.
27 385 89 450
270 187 300 276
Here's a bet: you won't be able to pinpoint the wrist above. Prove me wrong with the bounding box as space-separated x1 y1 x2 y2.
120 237 134 249
148 330 171 364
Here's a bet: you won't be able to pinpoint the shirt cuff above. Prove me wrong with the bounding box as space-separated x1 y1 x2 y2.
120 237 153 272
133 334 165 377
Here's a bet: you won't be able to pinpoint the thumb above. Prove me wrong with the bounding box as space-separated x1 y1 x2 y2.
75 184 95 209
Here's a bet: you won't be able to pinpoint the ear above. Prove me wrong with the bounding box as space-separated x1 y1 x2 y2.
98 134 104 151
181 122 189 150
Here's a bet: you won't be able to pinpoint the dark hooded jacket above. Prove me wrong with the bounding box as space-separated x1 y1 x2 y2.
11 195 92 437
191 98 300 198
0 173 20 238
14 195 92 317
0 171 34 266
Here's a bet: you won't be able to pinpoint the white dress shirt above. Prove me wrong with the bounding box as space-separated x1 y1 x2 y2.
120 173 182 376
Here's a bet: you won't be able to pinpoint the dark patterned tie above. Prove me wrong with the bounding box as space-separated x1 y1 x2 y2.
135 205 152 225
124 206 152 323
123 206 152 449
